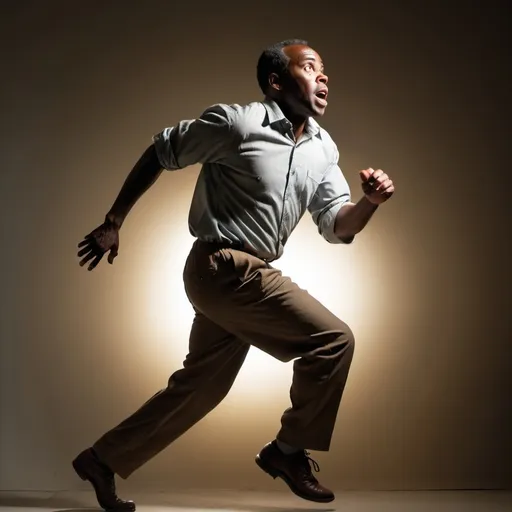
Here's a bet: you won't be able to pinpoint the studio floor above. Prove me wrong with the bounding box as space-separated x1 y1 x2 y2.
0 489 510 512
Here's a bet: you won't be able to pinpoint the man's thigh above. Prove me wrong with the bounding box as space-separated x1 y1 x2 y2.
184 242 351 362
183 311 249 371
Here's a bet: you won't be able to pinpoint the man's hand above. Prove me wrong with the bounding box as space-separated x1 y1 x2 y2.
77 218 119 271
360 168 395 205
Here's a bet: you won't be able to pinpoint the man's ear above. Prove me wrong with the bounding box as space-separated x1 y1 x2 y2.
269 72 282 92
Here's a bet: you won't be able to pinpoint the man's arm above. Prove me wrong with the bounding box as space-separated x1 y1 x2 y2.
77 144 163 270
105 143 163 229
334 167 395 240
105 103 236 229
333 197 378 241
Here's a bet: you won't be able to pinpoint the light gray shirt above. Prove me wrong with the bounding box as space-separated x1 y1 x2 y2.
153 98 352 261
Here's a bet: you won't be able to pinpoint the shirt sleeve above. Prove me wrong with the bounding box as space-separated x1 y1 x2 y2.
152 104 236 170
308 150 353 244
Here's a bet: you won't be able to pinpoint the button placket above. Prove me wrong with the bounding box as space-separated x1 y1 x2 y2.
276 146 296 256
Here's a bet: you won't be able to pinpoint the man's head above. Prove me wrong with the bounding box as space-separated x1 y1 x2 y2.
256 39 329 119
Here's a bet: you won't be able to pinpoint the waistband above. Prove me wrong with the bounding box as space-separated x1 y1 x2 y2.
195 239 269 261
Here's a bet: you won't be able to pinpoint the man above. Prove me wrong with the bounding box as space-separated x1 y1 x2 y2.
73 39 395 511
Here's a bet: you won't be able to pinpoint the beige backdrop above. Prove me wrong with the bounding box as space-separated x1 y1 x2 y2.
1 0 510 493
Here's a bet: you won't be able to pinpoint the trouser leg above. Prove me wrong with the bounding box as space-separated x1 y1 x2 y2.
93 311 249 478
184 241 355 452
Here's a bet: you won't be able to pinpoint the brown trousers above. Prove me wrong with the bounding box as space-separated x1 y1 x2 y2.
93 240 355 479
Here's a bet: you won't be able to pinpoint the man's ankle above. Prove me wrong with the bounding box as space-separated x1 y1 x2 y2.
275 439 302 455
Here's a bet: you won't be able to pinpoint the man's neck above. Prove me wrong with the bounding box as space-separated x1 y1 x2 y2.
290 120 307 142
272 98 308 142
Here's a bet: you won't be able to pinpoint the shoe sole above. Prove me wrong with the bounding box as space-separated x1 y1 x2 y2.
255 455 335 503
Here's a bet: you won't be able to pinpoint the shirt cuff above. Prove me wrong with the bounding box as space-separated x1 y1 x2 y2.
320 200 354 244
152 128 179 170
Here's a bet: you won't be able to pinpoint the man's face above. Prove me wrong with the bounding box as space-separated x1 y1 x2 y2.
276 45 329 118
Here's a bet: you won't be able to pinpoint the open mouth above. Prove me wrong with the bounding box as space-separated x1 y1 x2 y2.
315 90 328 103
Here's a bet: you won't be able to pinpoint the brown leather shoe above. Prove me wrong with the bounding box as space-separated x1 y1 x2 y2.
72 448 136 511
255 441 335 503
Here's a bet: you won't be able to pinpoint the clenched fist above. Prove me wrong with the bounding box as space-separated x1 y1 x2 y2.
360 168 395 205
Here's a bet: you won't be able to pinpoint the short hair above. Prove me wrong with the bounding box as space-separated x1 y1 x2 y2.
256 39 309 95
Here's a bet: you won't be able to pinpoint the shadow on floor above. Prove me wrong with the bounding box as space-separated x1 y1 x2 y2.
0 494 336 512
0 495 89 509
51 510 98 512
53 509 335 512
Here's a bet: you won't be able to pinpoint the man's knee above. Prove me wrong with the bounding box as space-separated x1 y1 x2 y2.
340 321 355 353
324 321 355 379
300 321 355 368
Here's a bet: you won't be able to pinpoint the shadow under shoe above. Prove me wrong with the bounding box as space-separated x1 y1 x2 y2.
72 448 136 512
255 441 335 503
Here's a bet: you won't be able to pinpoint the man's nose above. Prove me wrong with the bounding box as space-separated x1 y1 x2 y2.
317 73 328 84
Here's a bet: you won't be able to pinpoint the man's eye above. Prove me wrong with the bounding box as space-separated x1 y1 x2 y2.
304 65 313 72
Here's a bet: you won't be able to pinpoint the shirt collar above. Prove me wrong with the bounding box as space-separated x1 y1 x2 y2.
262 98 322 139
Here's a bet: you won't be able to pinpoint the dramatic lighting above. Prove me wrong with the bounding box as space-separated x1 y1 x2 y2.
139 210 398 403
131 168 413 411
142 224 293 399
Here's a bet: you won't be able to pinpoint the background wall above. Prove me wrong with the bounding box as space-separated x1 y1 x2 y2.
1 0 510 493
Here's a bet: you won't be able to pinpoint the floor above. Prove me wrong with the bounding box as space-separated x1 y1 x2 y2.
0 490 511 512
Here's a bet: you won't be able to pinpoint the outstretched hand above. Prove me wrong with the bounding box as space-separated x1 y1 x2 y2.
77 219 119 271
360 168 395 205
